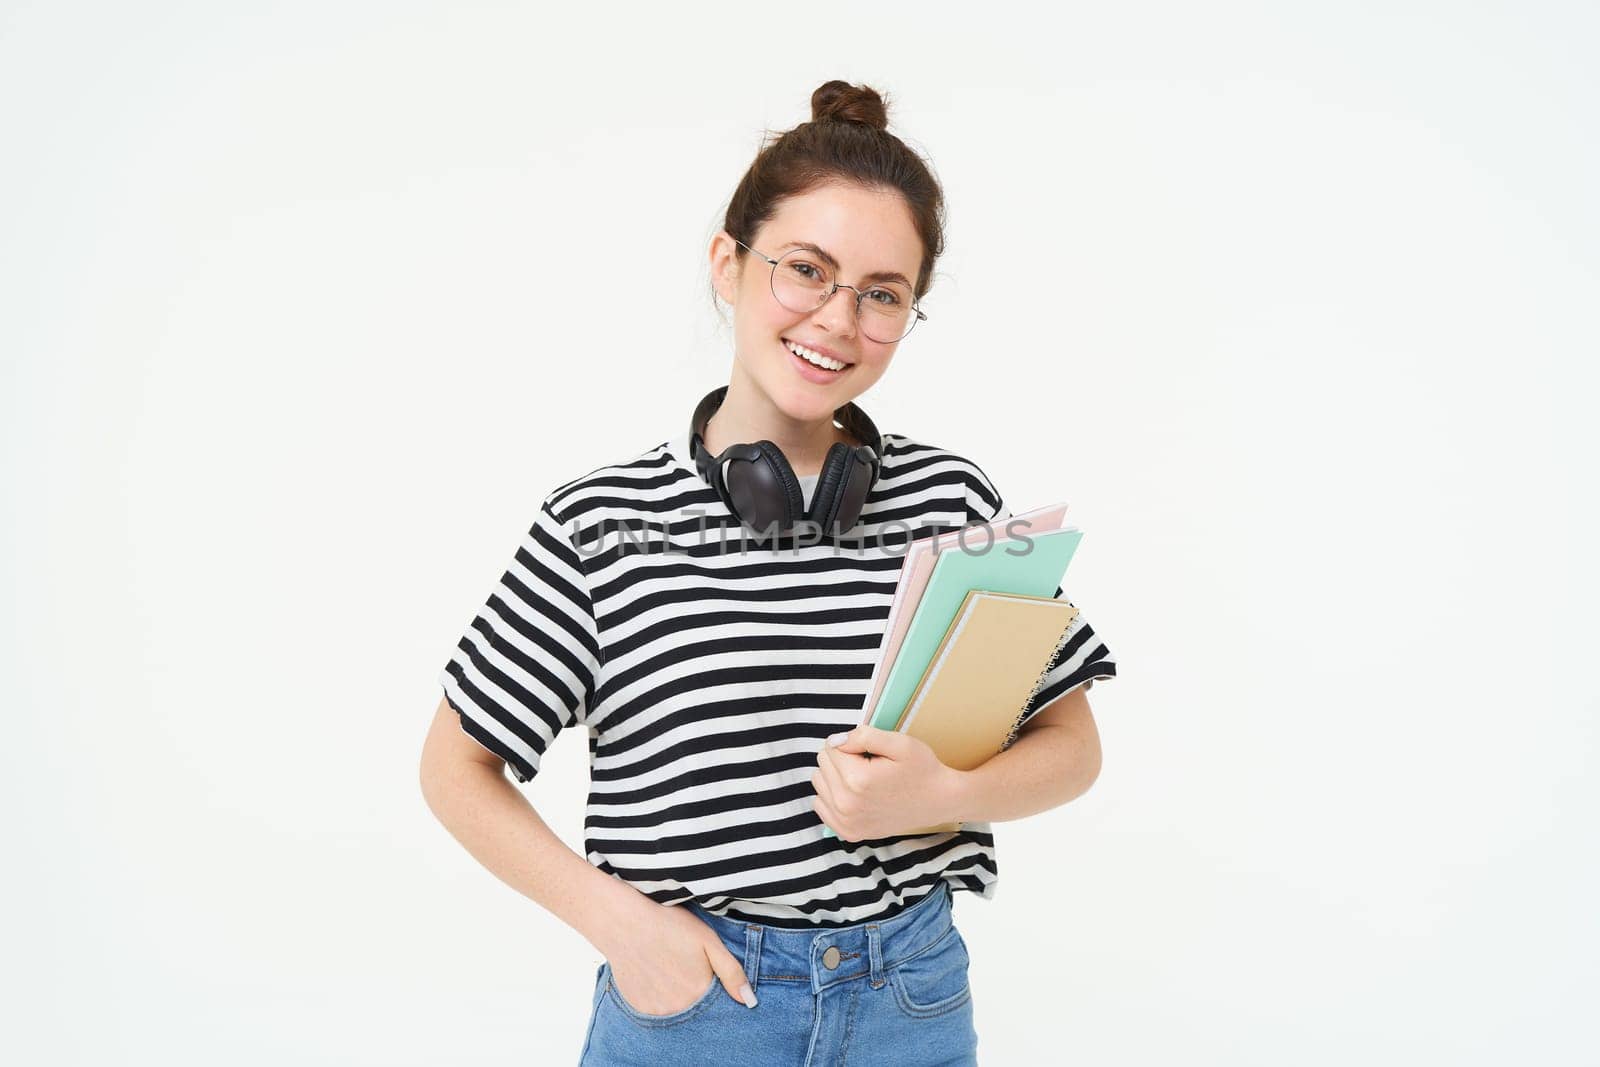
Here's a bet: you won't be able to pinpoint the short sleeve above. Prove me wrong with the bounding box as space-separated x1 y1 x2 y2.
437 497 602 783
962 460 1118 730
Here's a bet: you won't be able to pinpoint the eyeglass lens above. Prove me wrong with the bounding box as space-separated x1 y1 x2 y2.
770 249 918 343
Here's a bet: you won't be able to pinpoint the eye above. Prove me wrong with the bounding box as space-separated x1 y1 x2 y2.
788 260 827 282
865 287 902 307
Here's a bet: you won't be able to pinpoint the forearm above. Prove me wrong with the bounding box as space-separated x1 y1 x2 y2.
421 760 649 956
940 720 1100 824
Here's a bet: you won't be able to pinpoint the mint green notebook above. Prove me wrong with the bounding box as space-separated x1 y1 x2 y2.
821 527 1082 840
869 527 1082 733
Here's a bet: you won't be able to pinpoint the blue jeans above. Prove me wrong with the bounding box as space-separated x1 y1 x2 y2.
578 881 979 1066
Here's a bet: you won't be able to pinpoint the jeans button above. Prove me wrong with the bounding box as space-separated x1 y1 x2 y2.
822 946 840 969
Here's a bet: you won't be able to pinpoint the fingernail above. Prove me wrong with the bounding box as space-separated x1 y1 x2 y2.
827 732 848 747
740 982 758 1008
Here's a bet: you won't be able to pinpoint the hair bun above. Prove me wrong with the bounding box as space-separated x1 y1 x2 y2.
810 80 889 130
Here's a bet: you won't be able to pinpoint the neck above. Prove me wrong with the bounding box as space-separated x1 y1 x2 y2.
701 370 860 478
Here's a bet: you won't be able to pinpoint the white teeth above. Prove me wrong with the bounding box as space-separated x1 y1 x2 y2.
785 340 847 371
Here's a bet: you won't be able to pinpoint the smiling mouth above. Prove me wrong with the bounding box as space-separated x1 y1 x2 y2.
783 337 851 372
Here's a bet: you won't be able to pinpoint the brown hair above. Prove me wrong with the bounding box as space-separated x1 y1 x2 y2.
718 79 946 304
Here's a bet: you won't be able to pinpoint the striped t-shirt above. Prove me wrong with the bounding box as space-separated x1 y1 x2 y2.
796 471 821 512
438 427 1118 928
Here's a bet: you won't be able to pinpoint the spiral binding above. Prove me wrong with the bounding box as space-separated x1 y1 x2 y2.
999 626 1072 752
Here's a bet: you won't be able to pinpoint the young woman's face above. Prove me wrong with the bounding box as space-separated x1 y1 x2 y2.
713 180 924 425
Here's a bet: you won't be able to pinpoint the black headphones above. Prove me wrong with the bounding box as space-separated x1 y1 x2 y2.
689 385 884 537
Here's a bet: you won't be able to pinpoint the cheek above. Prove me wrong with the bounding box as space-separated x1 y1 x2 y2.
738 301 806 347
855 345 896 375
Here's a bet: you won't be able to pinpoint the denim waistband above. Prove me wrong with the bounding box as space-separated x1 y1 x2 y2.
686 882 955 997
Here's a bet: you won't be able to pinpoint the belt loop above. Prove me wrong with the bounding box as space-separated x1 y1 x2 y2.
866 923 885 989
744 923 764 990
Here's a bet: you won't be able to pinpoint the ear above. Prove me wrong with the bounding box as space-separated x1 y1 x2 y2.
709 230 740 304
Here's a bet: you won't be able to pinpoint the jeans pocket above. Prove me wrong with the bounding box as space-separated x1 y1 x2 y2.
888 924 972 1018
603 963 725 1028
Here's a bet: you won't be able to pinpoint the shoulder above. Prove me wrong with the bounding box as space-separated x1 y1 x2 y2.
879 431 1004 519
541 437 689 526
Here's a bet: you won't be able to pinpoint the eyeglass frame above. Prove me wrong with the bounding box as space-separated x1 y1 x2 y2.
732 238 929 343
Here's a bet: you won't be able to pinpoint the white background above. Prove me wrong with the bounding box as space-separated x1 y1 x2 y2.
4 2 1596 1064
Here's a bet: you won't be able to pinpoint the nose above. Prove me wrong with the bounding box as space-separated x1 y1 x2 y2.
810 285 859 339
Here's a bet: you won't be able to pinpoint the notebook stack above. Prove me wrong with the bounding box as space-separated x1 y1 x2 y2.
822 504 1084 838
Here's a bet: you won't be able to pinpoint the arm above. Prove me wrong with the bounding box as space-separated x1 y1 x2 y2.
421 697 761 1011
418 696 650 957
816 684 1104 835
939 684 1103 824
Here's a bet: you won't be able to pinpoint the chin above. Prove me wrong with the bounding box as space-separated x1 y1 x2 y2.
772 389 843 422
741 339 871 419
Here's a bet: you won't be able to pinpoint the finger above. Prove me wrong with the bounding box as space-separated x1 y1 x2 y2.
710 946 758 1008
832 726 896 758
812 793 848 839
815 747 851 807
811 761 840 816
830 725 901 757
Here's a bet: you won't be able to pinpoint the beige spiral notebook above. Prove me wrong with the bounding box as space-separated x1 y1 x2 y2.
894 590 1080 835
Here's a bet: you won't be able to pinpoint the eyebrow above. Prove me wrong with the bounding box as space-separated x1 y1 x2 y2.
776 241 913 289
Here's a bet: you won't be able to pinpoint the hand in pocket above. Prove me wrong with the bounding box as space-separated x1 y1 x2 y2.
604 897 756 1016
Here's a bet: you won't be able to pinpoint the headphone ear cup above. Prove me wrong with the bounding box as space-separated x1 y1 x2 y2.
748 439 805 531
808 442 856 533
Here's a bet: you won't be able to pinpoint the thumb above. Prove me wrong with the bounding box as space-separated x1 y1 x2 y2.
829 724 898 756
712 948 758 1008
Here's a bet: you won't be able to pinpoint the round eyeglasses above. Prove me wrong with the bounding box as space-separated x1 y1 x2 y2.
734 239 928 344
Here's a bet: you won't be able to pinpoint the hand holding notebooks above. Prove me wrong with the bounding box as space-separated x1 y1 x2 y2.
821 510 1084 840
880 591 1081 836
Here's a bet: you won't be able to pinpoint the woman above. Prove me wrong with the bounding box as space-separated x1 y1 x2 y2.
420 80 1118 1065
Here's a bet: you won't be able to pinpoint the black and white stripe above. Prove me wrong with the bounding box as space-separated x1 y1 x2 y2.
439 428 1117 927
